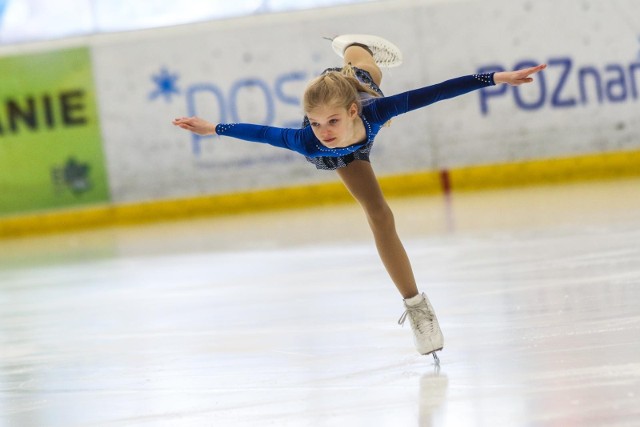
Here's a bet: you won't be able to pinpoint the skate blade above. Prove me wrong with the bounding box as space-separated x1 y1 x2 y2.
422 348 443 365
421 347 443 356
432 352 440 365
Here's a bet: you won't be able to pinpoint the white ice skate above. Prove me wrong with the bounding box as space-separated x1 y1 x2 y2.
326 34 403 68
398 293 444 363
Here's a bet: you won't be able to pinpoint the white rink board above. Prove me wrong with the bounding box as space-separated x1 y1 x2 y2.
90 0 640 203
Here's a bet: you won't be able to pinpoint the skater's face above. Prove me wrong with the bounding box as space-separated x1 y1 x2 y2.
307 102 359 149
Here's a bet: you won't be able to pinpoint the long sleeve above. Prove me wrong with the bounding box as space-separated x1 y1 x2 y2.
215 123 312 154
367 73 496 123
214 123 368 158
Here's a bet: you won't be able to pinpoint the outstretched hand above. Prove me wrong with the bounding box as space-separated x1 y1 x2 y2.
494 64 547 86
172 116 217 136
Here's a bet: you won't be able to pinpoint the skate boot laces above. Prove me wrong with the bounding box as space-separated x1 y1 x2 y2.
367 42 401 68
398 302 436 335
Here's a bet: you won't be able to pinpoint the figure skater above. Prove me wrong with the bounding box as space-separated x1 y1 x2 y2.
173 35 546 362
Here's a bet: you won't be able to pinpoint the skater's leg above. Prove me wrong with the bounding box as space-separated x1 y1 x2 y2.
343 45 383 87
337 160 444 357
336 160 418 298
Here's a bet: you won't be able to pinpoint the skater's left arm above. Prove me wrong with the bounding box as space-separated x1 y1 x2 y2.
372 64 547 121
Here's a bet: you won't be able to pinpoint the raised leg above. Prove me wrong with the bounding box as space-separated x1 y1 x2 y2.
343 45 383 87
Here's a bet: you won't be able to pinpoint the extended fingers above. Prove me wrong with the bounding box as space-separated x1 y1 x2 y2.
172 117 196 131
173 117 191 124
524 64 547 76
512 64 546 85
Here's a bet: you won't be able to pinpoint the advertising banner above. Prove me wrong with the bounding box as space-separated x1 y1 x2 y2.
0 47 109 216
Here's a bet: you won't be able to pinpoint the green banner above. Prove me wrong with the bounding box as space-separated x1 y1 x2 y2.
0 47 109 216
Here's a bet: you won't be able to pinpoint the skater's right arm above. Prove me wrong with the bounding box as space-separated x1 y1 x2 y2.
172 116 315 155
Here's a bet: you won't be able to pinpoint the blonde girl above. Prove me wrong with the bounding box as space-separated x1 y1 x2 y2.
173 35 546 362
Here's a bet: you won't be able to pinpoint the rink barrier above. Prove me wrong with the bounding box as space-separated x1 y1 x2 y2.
448 148 640 191
0 148 639 238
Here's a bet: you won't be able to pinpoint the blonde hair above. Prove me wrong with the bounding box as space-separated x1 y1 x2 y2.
303 65 381 114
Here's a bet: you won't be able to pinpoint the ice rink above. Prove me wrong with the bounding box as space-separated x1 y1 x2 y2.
1 178 639 427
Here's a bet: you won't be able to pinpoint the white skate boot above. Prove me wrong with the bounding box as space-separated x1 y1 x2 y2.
398 293 444 363
327 34 403 68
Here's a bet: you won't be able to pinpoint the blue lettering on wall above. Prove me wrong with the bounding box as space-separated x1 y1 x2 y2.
186 84 226 156
630 62 640 98
579 66 603 104
512 60 546 110
477 64 507 115
180 70 309 156
606 64 627 102
275 72 306 128
478 55 640 115
549 58 576 108
229 78 275 124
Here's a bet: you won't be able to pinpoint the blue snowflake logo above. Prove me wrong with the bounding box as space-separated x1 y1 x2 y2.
149 67 180 102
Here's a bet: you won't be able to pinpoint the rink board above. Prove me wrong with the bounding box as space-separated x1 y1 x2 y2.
1 148 638 238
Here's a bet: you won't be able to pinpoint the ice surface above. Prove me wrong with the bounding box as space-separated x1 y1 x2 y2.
1 178 639 426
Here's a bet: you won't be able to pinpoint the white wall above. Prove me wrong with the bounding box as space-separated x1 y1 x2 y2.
22 0 640 204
